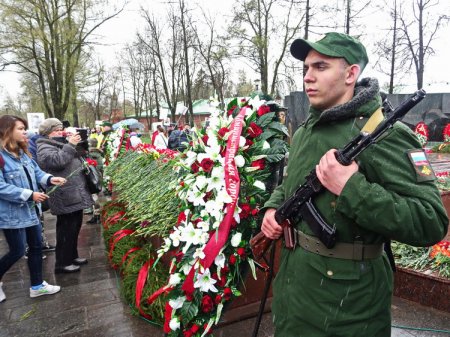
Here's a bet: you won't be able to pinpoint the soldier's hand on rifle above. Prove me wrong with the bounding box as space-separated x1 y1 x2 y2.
262 208 283 239
316 149 358 196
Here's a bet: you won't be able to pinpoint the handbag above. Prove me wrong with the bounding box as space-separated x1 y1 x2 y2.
81 158 102 194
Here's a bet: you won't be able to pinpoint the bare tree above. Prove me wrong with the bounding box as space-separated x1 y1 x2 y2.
228 0 304 96
398 0 449 89
0 0 123 119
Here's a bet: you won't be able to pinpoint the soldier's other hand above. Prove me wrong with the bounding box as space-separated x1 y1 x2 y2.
316 149 358 196
261 208 283 239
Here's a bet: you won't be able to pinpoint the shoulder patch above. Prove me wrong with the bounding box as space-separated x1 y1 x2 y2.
407 149 435 182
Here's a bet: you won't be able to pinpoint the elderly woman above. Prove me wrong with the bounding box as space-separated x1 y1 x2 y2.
36 118 94 274
0 115 64 302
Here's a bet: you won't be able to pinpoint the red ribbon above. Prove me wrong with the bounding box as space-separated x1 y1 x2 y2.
120 247 141 274
109 229 135 268
135 259 154 320
182 107 247 294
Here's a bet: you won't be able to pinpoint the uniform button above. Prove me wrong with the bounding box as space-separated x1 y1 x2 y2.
327 270 333 276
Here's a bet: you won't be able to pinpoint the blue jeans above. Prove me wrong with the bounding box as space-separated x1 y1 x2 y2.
0 224 43 286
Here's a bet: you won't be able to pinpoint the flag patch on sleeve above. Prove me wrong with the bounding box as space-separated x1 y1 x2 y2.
407 149 435 181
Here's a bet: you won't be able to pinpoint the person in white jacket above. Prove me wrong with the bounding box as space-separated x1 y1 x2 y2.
153 125 168 149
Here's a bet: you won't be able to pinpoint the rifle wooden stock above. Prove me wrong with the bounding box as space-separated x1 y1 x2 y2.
250 220 295 260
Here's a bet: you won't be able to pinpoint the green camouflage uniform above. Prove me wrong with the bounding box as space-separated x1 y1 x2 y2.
264 78 448 337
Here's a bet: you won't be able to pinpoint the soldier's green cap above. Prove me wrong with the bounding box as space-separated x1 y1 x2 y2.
290 32 368 72
102 121 112 127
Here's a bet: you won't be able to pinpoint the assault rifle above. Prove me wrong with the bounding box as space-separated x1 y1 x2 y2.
250 89 426 260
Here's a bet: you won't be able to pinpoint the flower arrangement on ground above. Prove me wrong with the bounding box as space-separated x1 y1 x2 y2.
148 96 289 336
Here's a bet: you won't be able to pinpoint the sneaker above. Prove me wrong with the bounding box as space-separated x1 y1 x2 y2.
30 281 61 298
24 251 47 260
42 244 56 252
0 282 6 302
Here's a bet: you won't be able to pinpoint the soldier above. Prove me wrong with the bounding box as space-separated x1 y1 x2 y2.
261 32 448 337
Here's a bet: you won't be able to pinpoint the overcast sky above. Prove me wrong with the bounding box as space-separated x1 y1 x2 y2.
1 0 449 102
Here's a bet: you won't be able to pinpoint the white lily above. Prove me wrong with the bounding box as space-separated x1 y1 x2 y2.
169 227 181 247
179 223 204 253
207 166 225 192
214 253 226 269
205 199 224 219
184 151 198 166
186 185 206 206
195 175 208 190
262 141 271 149
216 188 232 204
193 247 206 260
194 268 218 293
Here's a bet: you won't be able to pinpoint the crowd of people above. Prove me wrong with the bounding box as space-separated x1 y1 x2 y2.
0 116 192 302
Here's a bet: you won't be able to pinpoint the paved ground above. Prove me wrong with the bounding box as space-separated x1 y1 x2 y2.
0 211 449 337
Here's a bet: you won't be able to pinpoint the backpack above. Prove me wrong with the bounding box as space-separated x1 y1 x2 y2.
168 130 182 150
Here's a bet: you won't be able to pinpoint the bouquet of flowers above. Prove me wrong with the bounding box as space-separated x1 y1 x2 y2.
149 96 289 336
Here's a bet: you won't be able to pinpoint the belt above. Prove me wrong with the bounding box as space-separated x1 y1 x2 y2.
296 230 383 260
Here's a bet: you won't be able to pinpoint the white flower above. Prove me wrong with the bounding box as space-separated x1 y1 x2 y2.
262 141 271 149
169 296 185 310
205 199 224 220
216 188 232 204
215 253 226 269
169 228 181 247
168 273 182 286
207 166 225 192
179 223 204 253
195 175 208 190
184 151 198 166
169 317 180 331
253 180 266 191
198 142 222 163
193 247 206 260
234 155 245 168
186 185 206 206
194 268 218 293
196 220 210 232
239 136 247 148
231 232 242 247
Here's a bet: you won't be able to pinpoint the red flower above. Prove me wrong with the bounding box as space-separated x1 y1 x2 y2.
202 134 209 144
239 203 252 219
184 291 194 301
177 211 186 224
212 272 227 287
257 105 271 117
201 295 214 313
247 122 263 138
223 287 232 300
251 159 265 170
183 331 193 337
218 127 230 139
245 138 254 147
237 247 246 259
200 158 214 173
229 254 237 265
215 294 222 304
191 324 200 333
191 162 200 173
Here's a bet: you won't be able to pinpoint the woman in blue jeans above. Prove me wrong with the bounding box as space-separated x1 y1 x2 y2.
0 115 66 302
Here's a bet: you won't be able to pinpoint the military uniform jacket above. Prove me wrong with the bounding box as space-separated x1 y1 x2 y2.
264 78 448 337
